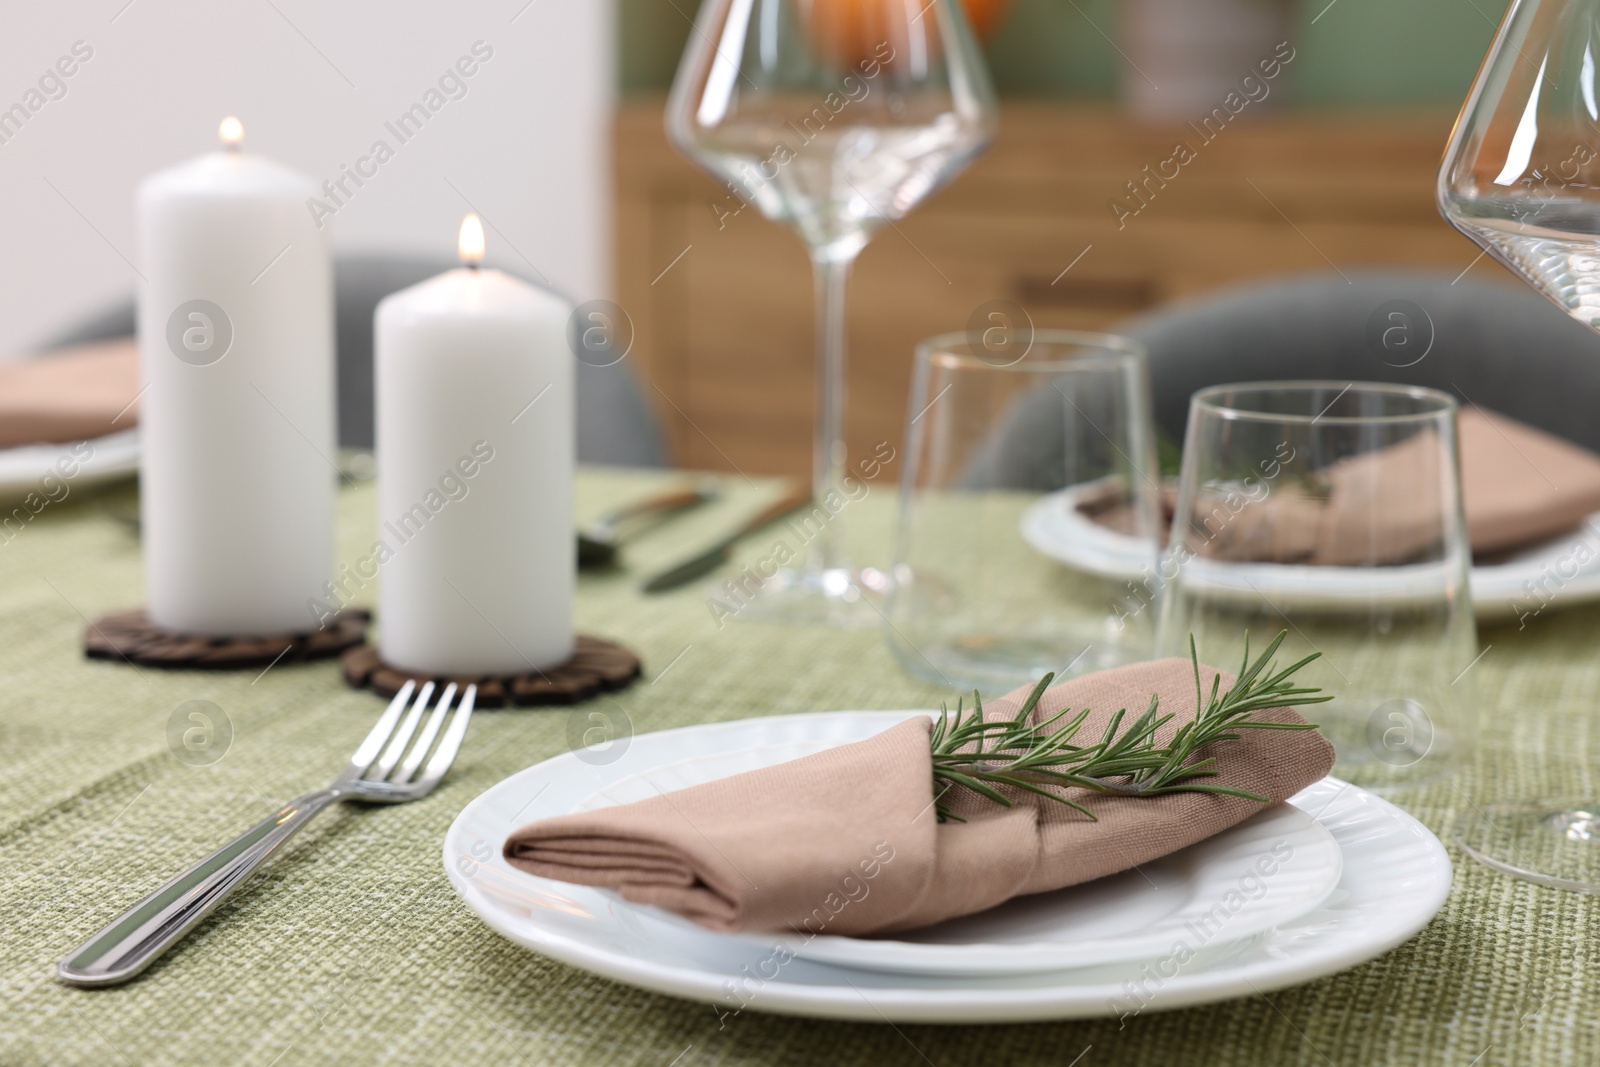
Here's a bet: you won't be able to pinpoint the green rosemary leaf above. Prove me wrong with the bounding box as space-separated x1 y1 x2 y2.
1132 783 1273 802
929 630 1327 823
936 768 1015 810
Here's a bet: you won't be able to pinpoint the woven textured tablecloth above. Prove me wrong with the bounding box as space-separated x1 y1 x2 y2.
1 469 1597 1067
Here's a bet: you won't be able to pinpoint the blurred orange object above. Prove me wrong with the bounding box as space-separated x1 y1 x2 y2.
961 0 1013 39
803 0 1009 68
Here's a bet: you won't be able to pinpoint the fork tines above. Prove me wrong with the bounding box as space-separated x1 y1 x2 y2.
349 680 477 791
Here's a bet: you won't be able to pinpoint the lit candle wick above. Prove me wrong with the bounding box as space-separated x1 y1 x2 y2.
458 214 485 269
219 116 244 153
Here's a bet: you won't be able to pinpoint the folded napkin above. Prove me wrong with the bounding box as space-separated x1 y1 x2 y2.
503 659 1335 937
1094 409 1600 562
0 339 141 450
1458 408 1600 555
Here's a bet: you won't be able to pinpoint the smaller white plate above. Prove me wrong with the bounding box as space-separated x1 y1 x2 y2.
575 735 1343 976
1020 485 1600 622
0 430 139 502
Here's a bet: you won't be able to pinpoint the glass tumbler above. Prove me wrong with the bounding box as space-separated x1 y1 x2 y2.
886 331 1163 694
1155 382 1479 792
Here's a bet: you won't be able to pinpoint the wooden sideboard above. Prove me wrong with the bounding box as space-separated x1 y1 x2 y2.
613 99 1499 478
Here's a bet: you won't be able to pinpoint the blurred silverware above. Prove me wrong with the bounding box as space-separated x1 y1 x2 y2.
642 488 812 594
579 480 720 569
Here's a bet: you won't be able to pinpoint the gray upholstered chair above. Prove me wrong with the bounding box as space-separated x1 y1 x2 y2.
39 254 670 468
964 270 1600 491
1123 270 1600 451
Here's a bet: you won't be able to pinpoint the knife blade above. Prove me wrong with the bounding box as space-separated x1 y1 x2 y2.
641 488 813 594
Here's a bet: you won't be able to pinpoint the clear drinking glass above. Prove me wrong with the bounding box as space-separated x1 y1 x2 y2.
666 0 999 627
886 332 1163 693
1155 383 1479 793
1441 0 1600 890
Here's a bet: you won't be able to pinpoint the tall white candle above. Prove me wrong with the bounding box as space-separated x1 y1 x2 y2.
138 117 335 635
374 216 574 675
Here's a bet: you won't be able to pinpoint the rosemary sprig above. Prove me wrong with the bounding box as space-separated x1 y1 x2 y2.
930 631 1331 823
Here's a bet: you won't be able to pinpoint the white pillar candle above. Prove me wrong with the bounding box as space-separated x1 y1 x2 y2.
138 117 335 635
374 215 574 675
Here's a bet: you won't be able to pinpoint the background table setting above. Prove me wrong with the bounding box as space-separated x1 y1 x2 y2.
5 1 1600 1066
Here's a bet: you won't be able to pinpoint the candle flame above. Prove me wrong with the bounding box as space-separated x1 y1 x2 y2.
458 214 486 265
218 116 244 147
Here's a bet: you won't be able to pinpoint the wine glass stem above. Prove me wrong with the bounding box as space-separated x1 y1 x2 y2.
810 251 857 575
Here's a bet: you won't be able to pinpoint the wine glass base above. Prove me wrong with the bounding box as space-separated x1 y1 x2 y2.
1454 799 1600 894
715 566 889 629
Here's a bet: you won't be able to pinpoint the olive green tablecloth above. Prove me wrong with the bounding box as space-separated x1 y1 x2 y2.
2 469 1597 1066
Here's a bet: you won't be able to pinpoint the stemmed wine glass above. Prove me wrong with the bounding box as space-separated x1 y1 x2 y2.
666 0 998 626
1440 0 1600 891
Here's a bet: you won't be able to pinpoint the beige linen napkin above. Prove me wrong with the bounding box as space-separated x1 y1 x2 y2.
503 659 1335 936
1312 426 1452 566
1189 485 1324 564
1103 409 1600 563
0 339 140 449
1458 408 1600 555
1315 409 1600 563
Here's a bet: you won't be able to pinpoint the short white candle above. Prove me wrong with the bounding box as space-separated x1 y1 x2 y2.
138 117 335 635
374 215 574 675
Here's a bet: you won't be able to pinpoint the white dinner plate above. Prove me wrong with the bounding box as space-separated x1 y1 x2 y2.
1019 485 1600 622
566 736 1343 976
0 430 140 503
444 711 1453 1024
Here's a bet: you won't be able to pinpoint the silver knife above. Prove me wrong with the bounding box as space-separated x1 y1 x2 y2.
642 488 812 594
578 481 720 569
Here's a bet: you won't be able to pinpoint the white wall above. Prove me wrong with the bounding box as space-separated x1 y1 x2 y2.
0 0 613 355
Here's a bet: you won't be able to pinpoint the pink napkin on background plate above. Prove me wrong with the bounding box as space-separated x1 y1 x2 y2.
0 339 140 449
1457 408 1600 555
1311 408 1600 563
1096 408 1600 563
503 659 1334 936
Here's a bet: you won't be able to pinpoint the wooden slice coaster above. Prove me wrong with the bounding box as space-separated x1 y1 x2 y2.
340 635 642 708
84 608 370 670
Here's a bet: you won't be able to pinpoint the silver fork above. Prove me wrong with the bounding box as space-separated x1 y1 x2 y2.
58 680 475 987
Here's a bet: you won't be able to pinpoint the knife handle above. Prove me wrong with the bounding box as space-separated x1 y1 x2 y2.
602 485 715 526
737 489 813 540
